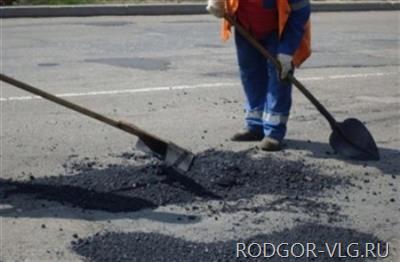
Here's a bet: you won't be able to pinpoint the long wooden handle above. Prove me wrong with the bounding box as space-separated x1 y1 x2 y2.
0 73 167 143
224 15 338 129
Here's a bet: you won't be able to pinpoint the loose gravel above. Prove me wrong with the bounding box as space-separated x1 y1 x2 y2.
1 149 349 213
72 223 386 262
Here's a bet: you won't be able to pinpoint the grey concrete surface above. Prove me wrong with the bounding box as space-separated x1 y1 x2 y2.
1 11 400 261
1 1 399 18
0 4 208 18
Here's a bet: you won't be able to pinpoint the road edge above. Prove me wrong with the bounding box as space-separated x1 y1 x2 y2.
0 2 399 18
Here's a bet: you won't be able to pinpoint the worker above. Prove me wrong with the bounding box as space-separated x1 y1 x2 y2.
207 0 311 151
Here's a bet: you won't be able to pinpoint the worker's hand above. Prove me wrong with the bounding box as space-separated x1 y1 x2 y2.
277 53 294 80
206 0 224 18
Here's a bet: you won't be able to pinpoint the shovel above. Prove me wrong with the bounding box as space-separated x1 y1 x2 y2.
225 15 380 161
0 73 195 172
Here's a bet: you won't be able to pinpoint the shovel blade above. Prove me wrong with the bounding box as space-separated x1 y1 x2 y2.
136 139 195 173
164 142 195 173
329 118 380 161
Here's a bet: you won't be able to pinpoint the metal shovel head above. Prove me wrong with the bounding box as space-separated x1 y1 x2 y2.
136 139 195 173
164 142 195 173
329 118 380 161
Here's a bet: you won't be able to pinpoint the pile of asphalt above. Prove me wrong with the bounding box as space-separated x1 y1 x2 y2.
72 224 386 261
2 149 389 261
1 149 348 213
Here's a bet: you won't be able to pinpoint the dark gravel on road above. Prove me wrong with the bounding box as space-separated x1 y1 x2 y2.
72 223 386 262
1 149 349 213
1 149 388 261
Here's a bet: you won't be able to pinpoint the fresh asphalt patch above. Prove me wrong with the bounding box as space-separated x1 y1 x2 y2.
1 148 348 213
0 148 395 260
72 224 386 262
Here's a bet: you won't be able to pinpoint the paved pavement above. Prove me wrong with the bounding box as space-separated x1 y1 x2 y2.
1 11 400 261
1 1 399 18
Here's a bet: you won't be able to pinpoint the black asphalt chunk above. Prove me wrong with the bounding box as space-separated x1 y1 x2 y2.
72 224 386 262
1 149 349 213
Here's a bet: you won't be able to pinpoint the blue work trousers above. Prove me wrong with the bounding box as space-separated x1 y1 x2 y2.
235 30 292 142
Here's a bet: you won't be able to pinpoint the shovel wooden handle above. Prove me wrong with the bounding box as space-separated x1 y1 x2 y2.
0 73 167 144
224 15 339 129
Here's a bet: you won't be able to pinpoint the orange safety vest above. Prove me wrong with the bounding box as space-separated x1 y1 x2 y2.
222 0 311 67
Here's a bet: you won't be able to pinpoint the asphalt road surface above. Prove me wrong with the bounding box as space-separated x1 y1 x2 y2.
1 11 399 261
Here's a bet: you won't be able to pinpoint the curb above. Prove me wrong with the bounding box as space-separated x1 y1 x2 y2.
1 2 399 18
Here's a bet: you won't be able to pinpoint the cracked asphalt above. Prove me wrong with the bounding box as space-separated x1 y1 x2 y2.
1 11 399 261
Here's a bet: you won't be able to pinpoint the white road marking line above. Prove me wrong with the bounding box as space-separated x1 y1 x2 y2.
327 72 392 79
356 96 400 104
0 72 396 102
1 83 236 102
299 76 325 81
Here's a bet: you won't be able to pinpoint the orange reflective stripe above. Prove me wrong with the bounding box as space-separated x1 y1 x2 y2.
277 0 290 37
221 0 238 41
278 0 311 67
225 0 238 15
293 21 311 67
